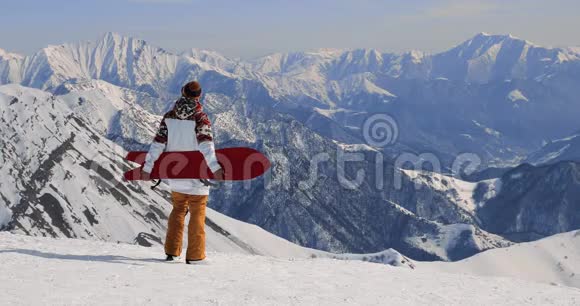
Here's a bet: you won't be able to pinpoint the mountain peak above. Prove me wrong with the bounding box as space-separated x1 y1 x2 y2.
475 32 516 38
441 32 540 63
94 32 173 56
0 48 24 61
101 31 124 41
97 32 150 48
467 32 537 47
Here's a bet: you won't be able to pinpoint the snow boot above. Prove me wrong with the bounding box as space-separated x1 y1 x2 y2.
166 254 179 262
186 258 207 265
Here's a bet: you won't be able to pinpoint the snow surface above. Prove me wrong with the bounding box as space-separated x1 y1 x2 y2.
332 140 378 153
402 169 478 213
420 230 580 289
476 178 502 207
554 134 580 143
527 133 580 165
466 43 501 83
508 89 529 102
331 73 396 99
511 172 524 180
473 120 501 138
0 48 23 61
1 232 579 305
534 144 571 165
205 208 413 267
0 205 11 229
57 79 162 146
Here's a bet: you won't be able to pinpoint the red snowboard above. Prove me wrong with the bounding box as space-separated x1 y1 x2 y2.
123 147 270 181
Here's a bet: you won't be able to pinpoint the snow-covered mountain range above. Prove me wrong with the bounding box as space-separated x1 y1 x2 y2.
1 32 579 265
2 32 580 161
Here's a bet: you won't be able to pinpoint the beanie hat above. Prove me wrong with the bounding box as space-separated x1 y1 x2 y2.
181 81 202 98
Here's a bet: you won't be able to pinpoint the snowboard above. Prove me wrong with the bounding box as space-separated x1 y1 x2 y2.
123 147 270 181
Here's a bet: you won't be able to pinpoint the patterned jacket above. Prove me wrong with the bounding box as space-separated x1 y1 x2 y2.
143 97 221 195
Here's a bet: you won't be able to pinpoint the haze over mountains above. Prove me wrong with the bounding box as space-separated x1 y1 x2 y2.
0 32 579 266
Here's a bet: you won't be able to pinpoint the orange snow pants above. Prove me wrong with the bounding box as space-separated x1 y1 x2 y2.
164 192 208 261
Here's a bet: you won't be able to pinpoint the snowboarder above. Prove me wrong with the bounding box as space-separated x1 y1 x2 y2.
141 81 224 264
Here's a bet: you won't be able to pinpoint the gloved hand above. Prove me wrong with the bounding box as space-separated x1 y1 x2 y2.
140 169 152 181
213 168 225 181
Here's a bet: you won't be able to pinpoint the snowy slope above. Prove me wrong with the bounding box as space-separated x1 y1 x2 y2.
527 132 580 165
55 79 163 149
0 49 23 61
401 169 479 214
0 48 24 84
419 230 580 289
507 89 529 103
399 166 580 244
5 32 244 100
180 48 245 76
1 232 579 306
428 32 580 82
0 84 173 244
205 209 414 267
475 161 580 242
20 32 178 94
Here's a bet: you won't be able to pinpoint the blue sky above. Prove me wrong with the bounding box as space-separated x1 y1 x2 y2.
1 0 579 58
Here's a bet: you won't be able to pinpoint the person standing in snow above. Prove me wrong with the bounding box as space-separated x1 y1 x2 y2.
141 81 224 264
